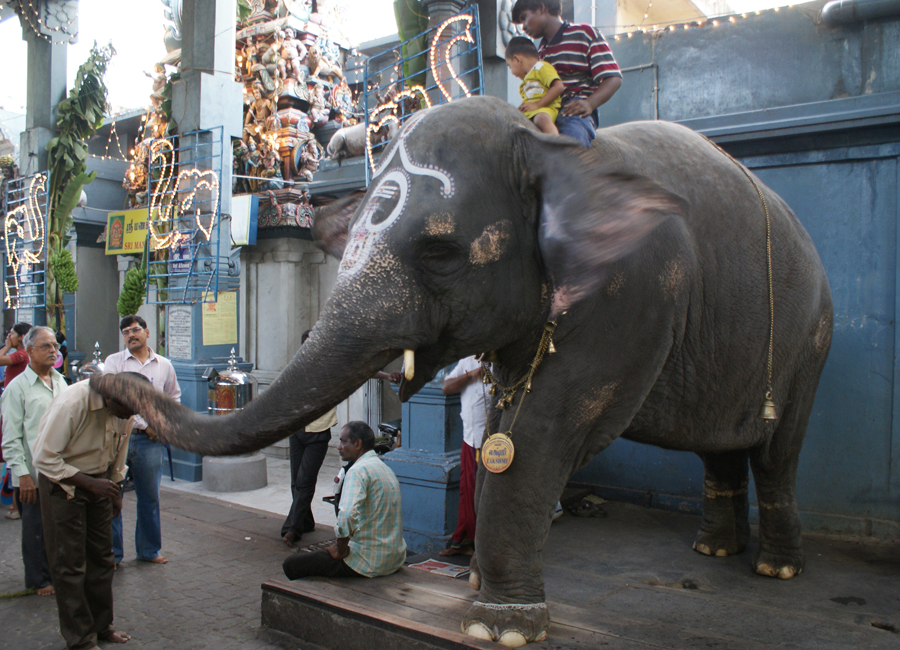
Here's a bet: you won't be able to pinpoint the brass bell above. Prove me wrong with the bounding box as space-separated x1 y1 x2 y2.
497 398 509 410
758 390 778 421
488 385 497 396
548 339 557 354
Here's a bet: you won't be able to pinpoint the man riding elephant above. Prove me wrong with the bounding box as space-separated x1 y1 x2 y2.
90 96 832 647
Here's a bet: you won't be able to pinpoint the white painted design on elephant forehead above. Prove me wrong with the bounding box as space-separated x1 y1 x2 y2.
371 110 454 198
339 170 409 277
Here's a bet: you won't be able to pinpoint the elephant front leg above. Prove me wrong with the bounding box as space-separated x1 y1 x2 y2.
693 450 750 557
461 454 561 647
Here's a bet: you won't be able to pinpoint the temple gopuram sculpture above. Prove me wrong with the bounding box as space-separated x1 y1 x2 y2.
128 0 403 233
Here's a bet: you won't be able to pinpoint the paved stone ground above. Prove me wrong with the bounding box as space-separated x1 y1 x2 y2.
4 447 898 650
0 466 338 650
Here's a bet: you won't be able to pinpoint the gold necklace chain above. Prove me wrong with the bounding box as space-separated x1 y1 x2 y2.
480 320 558 440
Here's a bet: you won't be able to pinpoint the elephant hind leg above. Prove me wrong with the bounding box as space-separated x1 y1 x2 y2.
694 450 750 557
749 381 818 580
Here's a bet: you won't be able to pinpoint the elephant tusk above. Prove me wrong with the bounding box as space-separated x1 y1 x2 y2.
403 349 415 381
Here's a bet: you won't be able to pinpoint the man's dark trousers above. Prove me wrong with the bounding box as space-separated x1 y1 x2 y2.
281 428 330 538
283 549 363 579
39 474 116 650
14 486 52 590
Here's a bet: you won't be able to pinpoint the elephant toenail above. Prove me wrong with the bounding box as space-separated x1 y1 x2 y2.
464 623 493 641
777 566 796 579
755 563 776 577
715 549 728 557
694 543 712 555
498 631 528 647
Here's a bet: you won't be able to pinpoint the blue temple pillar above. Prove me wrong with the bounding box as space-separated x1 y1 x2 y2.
383 373 463 554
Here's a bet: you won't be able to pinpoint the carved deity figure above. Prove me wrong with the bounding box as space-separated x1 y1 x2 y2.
331 80 354 122
259 139 284 191
233 140 249 193
278 27 308 82
244 139 262 191
296 137 321 182
242 36 259 77
244 84 276 139
309 83 329 126
308 43 344 83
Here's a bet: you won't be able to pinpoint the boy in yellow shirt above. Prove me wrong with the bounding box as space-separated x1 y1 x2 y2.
505 36 564 135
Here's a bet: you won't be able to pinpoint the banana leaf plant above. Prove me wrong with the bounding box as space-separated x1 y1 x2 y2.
394 0 429 90
44 43 115 332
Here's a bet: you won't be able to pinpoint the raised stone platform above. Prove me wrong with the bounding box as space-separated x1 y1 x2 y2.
260 500 900 650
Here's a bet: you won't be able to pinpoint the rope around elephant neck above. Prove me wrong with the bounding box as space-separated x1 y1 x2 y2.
702 135 776 414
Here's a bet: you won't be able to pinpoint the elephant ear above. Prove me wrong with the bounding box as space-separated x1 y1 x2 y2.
523 129 686 316
311 189 365 259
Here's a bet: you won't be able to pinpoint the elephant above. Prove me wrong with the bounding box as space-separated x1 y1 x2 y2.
91 96 833 647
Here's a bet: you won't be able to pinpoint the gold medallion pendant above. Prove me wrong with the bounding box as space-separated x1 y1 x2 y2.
482 433 515 473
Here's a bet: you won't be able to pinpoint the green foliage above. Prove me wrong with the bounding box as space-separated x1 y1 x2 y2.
46 42 115 225
117 262 147 318
43 43 115 330
49 249 79 293
237 0 252 23
394 0 429 88
160 72 179 135
52 171 96 249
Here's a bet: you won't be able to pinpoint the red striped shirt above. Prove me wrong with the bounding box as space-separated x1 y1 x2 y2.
539 23 621 103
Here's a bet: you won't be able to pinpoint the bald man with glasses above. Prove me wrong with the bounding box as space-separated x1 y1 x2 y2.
1 326 67 596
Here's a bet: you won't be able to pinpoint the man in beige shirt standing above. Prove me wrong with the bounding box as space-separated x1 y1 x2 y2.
33 375 141 650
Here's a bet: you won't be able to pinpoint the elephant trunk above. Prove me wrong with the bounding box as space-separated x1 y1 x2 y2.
90 295 402 456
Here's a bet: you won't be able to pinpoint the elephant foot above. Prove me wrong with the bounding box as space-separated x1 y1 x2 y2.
754 548 803 580
692 529 748 557
462 601 550 647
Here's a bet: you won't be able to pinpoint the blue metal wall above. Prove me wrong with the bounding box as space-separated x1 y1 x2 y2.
571 2 900 538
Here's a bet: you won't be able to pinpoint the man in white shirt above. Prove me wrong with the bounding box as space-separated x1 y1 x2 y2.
440 356 487 556
105 315 181 565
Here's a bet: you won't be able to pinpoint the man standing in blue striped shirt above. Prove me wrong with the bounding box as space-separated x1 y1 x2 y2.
283 421 406 579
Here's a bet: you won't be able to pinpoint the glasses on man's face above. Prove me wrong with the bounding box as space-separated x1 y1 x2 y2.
122 326 144 336
34 342 60 351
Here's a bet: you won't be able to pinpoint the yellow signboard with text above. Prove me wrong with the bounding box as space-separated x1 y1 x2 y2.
202 291 238 346
105 208 150 255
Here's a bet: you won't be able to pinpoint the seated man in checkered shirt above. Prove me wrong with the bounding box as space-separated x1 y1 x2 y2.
283 421 406 579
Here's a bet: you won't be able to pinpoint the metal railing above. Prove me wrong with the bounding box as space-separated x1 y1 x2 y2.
146 128 224 305
3 171 48 311
363 4 484 184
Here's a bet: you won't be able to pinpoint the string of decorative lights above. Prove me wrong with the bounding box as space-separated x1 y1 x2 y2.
17 0 78 45
638 1 652 29
4 174 47 309
89 118 130 162
429 14 476 103
612 5 792 40
147 138 220 251
364 86 431 173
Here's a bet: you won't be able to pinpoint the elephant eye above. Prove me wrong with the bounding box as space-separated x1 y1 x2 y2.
419 241 466 275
